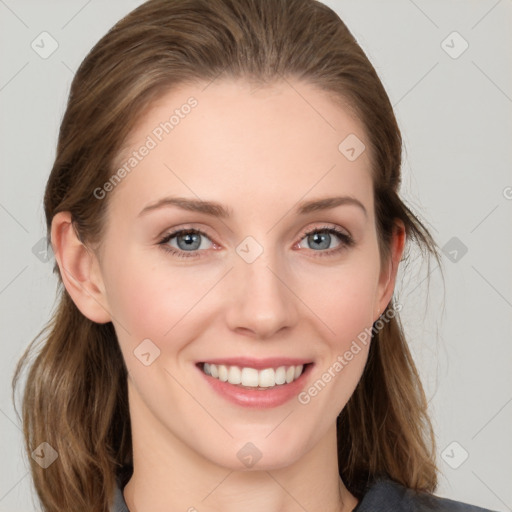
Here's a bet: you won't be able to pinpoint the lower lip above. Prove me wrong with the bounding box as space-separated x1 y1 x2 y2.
197 363 314 408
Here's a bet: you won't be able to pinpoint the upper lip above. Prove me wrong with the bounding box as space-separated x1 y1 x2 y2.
198 357 313 370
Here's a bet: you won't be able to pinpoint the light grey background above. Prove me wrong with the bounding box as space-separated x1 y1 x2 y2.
1 1 511 511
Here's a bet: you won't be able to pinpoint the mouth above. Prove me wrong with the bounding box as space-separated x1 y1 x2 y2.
196 361 313 390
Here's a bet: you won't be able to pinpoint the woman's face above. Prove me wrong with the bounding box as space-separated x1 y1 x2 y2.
92 79 399 470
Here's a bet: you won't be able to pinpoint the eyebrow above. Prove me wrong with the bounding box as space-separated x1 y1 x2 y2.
137 195 367 219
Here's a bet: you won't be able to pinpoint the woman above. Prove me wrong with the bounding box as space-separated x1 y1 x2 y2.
12 0 497 511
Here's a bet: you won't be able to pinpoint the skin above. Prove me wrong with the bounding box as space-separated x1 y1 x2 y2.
51 79 405 512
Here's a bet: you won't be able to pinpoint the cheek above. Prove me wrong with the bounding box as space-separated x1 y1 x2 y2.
323 276 378 336
302 255 381 340
297 266 379 414
104 266 166 337
102 249 215 347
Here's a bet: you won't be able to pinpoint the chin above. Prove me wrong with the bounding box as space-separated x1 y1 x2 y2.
199 434 311 472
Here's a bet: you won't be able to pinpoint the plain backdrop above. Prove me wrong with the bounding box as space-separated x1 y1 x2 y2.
1 1 511 511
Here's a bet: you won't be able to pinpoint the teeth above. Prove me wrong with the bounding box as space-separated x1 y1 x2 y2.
202 363 305 388
258 368 274 387
275 366 286 385
218 364 228 382
228 365 241 384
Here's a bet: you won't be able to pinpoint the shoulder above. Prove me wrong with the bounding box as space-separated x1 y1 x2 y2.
354 478 499 512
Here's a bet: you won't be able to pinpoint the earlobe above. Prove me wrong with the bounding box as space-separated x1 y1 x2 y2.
376 220 406 318
50 211 112 324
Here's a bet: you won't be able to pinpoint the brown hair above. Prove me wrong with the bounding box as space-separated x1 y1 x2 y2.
12 0 441 510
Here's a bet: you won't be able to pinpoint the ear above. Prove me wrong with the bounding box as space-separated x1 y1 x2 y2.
374 219 406 321
50 211 112 324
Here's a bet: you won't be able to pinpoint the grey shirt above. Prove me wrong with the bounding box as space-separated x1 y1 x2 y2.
112 484 129 512
111 477 498 511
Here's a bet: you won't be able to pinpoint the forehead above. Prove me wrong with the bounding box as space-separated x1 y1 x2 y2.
107 78 374 221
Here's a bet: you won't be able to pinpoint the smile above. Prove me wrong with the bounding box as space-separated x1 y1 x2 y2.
201 362 307 389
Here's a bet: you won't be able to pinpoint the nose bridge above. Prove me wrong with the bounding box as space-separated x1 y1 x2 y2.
225 235 297 338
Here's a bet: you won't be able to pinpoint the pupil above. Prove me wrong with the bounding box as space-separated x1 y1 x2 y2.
180 232 199 250
311 233 329 249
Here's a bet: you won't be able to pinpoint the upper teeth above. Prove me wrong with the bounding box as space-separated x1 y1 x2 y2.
203 363 304 388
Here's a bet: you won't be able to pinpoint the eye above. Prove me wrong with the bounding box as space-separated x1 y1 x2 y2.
296 225 354 257
157 224 355 259
158 228 214 259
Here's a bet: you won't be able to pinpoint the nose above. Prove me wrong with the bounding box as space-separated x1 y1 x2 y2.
224 247 299 340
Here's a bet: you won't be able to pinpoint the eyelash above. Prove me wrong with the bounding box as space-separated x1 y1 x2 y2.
157 225 354 260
